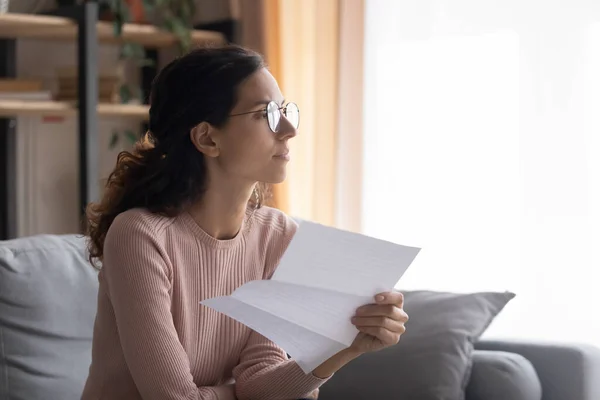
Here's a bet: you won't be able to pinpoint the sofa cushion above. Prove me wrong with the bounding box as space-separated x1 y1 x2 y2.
0 234 98 400
318 290 515 400
475 340 600 400
466 350 542 400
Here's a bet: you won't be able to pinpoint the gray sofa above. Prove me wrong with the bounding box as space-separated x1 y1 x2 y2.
1 234 599 400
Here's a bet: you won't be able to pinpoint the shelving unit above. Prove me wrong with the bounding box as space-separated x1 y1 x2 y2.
0 3 230 239
0 100 150 118
0 12 225 47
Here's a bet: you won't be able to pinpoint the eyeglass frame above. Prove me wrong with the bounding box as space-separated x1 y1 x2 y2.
229 100 300 133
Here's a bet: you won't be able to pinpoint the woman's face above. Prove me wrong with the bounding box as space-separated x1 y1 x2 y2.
192 68 297 186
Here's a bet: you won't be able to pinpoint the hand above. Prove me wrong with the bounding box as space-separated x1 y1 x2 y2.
311 291 408 379
349 291 408 354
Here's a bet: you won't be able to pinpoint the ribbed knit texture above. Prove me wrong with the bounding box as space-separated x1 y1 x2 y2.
81 206 328 400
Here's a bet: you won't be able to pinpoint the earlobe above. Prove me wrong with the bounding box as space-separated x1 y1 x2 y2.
190 122 220 157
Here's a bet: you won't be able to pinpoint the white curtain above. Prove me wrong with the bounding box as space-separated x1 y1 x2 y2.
362 0 600 346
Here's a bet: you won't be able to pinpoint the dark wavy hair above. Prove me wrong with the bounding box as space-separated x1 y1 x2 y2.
86 45 268 265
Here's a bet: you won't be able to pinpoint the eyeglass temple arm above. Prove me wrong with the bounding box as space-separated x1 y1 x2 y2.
229 109 266 117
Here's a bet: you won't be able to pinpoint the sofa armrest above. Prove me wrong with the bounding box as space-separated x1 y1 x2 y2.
475 340 600 400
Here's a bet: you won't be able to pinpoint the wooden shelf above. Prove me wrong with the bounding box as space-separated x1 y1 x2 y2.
0 100 149 119
0 13 226 47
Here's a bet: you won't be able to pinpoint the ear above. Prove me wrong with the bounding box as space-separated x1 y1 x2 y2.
190 122 220 158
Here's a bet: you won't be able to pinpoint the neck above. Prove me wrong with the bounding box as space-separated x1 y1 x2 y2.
187 181 256 240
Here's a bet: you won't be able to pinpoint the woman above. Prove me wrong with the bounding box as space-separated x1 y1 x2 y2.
82 45 408 400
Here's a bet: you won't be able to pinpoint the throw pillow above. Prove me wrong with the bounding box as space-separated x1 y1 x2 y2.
0 234 99 400
466 350 542 400
318 290 515 400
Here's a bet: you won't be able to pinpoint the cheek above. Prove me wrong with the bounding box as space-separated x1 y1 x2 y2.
221 124 274 168
245 118 276 150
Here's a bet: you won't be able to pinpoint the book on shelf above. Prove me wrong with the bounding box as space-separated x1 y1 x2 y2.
0 91 53 101
0 78 44 92
0 78 52 101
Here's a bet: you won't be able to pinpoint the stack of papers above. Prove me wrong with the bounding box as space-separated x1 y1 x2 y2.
201 220 421 373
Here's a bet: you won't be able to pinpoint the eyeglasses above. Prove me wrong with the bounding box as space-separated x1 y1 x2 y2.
229 101 300 133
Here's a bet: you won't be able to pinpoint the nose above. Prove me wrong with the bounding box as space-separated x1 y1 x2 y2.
277 113 298 140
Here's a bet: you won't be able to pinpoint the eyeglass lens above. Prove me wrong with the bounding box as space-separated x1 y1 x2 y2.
266 101 300 132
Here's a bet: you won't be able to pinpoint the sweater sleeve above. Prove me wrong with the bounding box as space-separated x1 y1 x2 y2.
231 213 329 400
102 212 229 400
232 333 327 400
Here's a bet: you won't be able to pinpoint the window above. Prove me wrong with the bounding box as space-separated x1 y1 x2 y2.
363 0 600 345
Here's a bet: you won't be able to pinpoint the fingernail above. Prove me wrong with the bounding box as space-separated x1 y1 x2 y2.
376 295 385 302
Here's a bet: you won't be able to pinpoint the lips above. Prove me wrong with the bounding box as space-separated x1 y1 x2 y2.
274 150 290 160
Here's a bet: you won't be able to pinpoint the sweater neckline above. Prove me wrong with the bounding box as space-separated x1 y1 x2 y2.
178 209 250 249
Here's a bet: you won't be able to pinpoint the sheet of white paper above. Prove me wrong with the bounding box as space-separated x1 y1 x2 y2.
272 220 421 297
200 220 421 374
201 295 346 373
230 280 367 346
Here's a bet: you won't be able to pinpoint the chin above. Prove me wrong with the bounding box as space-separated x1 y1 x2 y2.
261 170 288 184
255 161 289 184
263 174 287 185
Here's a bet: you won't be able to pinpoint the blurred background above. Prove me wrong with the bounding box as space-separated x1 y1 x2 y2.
0 0 598 349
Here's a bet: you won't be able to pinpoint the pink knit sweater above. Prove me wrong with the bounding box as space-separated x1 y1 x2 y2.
81 207 328 400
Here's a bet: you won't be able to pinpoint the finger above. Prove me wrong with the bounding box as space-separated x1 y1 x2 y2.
351 316 406 333
375 291 404 307
355 304 408 322
356 325 404 345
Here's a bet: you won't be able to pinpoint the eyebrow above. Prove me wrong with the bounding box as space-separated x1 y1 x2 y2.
251 99 286 108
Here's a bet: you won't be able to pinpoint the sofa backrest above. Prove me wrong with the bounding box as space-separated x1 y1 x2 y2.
0 234 99 400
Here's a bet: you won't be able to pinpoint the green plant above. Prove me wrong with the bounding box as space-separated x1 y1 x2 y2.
106 0 196 148
110 0 196 104
110 0 196 55
109 128 139 150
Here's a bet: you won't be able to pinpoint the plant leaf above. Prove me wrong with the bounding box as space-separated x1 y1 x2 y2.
180 0 193 20
163 15 175 32
113 19 123 37
121 43 146 60
109 0 122 15
119 43 133 58
111 0 130 36
133 87 143 101
169 18 192 52
121 1 131 22
109 131 119 149
119 84 132 104
137 57 156 67
142 0 155 12
124 130 139 144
